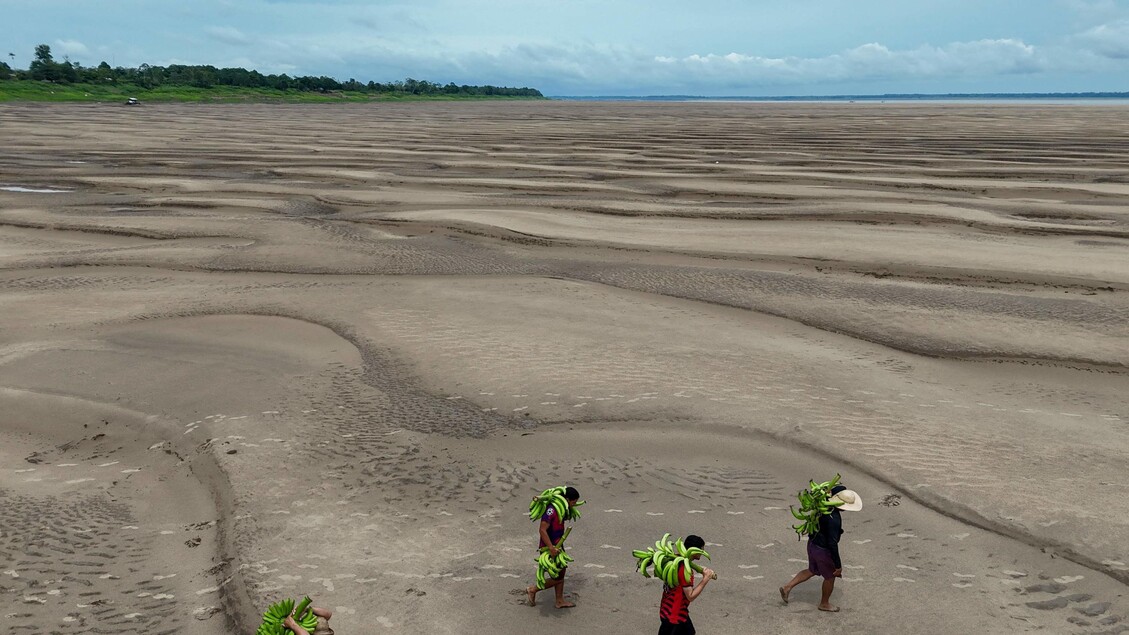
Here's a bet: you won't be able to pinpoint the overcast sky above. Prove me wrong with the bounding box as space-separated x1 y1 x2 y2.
4 0 1129 95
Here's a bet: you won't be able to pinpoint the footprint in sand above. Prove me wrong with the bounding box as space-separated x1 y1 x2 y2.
596 573 619 578
897 565 918 571
65 478 94 484
763 506 784 511
953 573 975 579
498 574 520 579
893 577 915 583
1053 575 1084 584
727 511 745 515
743 575 764 581
688 510 706 514
738 565 759 570
604 509 623 513
600 545 622 550
584 564 606 569
646 512 664 516
756 543 775 549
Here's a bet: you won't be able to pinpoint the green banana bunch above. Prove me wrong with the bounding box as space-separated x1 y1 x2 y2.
535 527 574 589
789 473 844 539
528 486 585 522
632 533 714 587
256 595 317 635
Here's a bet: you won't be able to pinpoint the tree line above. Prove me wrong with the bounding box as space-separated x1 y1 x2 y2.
0 44 543 97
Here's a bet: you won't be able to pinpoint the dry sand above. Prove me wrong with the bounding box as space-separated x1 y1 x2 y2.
0 101 1127 634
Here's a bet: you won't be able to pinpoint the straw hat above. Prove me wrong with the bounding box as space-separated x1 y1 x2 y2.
830 489 863 512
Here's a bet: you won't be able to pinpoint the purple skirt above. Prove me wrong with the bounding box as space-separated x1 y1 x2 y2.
807 540 837 579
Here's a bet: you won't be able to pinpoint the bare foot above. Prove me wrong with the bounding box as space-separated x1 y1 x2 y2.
779 586 789 604
818 604 840 612
556 600 576 609
527 586 537 607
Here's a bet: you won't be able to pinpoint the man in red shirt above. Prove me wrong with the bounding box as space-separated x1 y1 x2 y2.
527 486 580 609
658 534 715 635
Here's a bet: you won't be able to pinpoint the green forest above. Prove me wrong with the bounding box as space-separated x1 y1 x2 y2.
0 44 544 102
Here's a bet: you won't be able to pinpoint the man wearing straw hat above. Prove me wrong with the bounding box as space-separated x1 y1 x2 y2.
778 484 863 612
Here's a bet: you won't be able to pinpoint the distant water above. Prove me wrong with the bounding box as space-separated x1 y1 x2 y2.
1 186 72 193
554 94 1129 105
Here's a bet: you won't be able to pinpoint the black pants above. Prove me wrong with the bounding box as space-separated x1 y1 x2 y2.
658 617 696 635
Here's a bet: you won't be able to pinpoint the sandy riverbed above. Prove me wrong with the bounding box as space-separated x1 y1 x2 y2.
0 101 1126 634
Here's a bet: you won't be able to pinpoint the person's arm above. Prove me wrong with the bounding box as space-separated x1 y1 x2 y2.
682 567 714 603
539 519 558 555
311 607 332 620
822 515 843 571
282 616 310 635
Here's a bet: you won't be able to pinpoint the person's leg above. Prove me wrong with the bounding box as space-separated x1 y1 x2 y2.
818 577 839 612
554 570 575 608
780 568 815 603
527 577 562 606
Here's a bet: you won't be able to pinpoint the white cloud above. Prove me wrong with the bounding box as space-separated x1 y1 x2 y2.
206 26 252 46
1077 19 1129 58
54 39 90 58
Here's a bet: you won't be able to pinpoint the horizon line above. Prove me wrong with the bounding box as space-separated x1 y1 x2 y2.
549 90 1129 101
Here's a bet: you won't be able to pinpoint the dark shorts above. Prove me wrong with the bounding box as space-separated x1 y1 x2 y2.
658 617 695 635
807 540 837 579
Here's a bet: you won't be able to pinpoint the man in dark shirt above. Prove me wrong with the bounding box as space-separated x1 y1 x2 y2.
778 485 862 612
658 534 715 635
527 486 580 609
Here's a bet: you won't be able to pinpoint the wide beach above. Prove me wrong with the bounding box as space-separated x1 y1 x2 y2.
1 101 1126 634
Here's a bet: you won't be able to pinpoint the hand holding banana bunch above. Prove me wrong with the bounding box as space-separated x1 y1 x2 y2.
633 533 715 586
789 473 844 538
256 595 317 635
528 485 584 522
535 527 574 589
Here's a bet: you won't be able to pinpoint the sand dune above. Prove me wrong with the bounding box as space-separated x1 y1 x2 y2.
0 102 1126 634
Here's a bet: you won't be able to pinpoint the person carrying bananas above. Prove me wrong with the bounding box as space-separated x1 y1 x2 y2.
527 486 580 608
778 484 863 612
658 534 715 635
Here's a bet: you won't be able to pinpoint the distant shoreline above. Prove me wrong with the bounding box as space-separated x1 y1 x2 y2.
0 82 546 104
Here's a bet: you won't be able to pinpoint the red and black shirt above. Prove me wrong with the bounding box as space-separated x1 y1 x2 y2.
539 506 566 548
659 563 693 624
